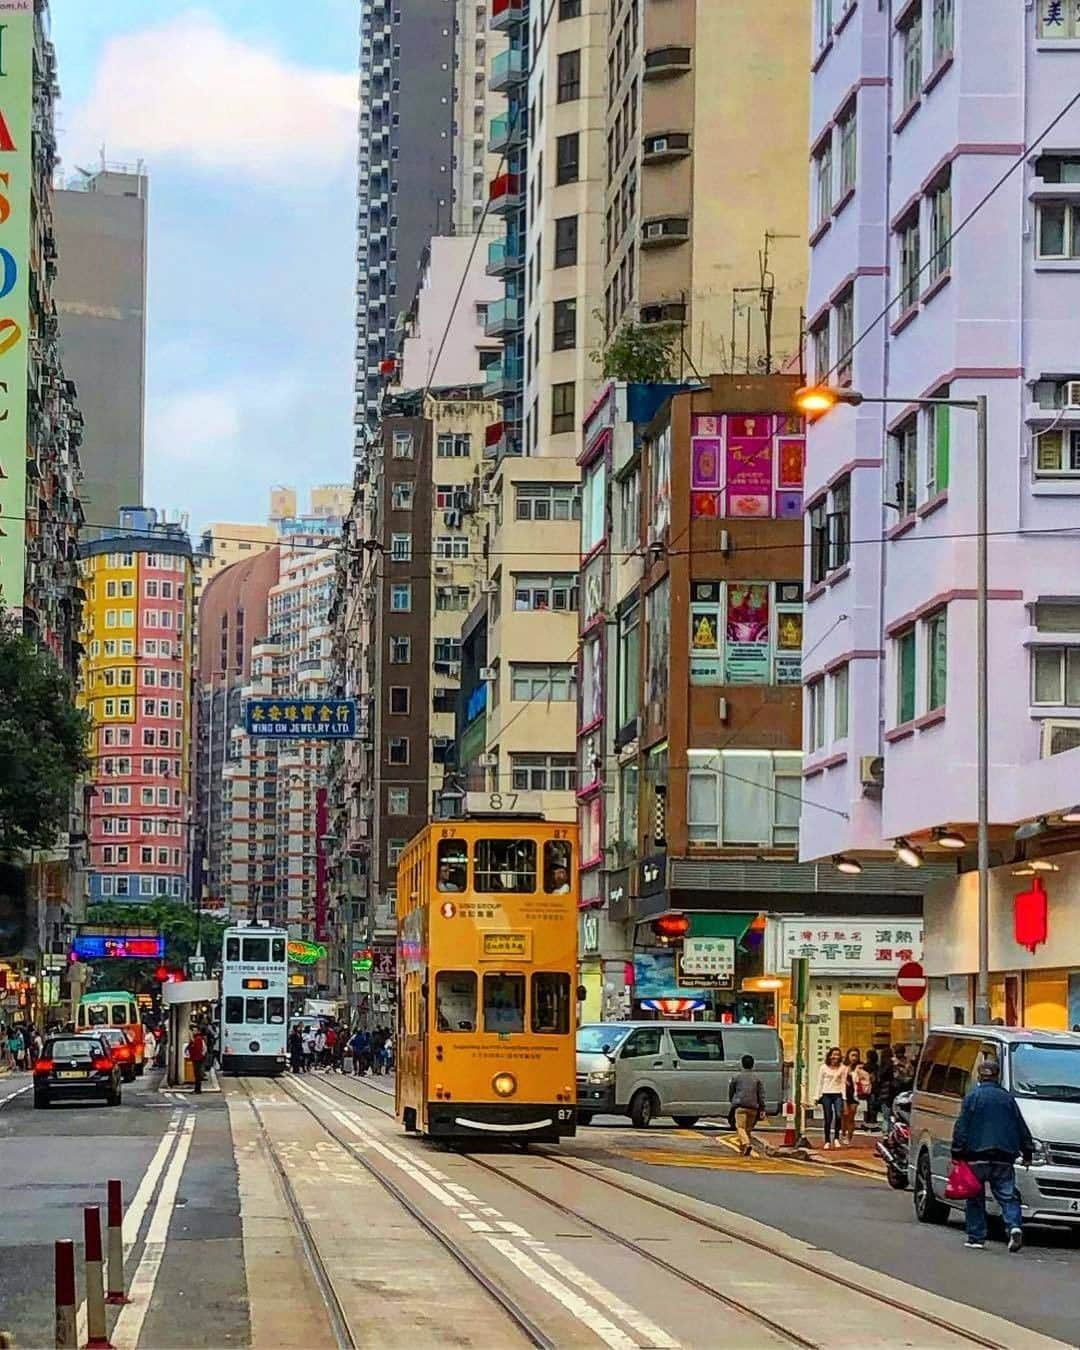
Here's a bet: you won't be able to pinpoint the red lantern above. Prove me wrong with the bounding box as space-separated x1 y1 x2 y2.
1014 876 1048 954
652 913 690 939
154 965 169 983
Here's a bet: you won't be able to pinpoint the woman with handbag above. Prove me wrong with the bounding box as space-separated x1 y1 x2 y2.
840 1047 871 1145
815 1046 848 1150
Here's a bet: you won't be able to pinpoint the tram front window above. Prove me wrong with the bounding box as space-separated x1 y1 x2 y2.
436 839 467 893
474 839 536 893
435 971 476 1031
245 997 266 1023
243 938 270 962
484 973 525 1033
532 973 571 1033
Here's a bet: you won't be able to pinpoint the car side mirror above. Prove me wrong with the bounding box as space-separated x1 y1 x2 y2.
577 985 588 1002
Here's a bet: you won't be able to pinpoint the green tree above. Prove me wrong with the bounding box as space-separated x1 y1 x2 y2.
82 900 228 990
591 316 680 383
0 618 89 856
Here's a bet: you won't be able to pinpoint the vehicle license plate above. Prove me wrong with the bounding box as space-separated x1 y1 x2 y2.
57 1069 87 1079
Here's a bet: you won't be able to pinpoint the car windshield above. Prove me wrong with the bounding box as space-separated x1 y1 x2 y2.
49 1039 97 1060
1010 1043 1080 1100
576 1025 629 1054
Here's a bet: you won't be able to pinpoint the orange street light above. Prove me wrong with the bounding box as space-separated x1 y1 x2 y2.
794 385 865 415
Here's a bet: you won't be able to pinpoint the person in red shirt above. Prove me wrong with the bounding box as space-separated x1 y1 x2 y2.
187 1024 207 1094
324 1024 338 1072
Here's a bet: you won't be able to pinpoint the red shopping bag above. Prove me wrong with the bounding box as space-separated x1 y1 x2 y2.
945 1159 983 1200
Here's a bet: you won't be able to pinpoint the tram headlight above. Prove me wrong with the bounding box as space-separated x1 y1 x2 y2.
492 1072 517 1098
586 1070 615 1084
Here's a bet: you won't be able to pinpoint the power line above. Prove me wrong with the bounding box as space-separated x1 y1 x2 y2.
829 84 1080 381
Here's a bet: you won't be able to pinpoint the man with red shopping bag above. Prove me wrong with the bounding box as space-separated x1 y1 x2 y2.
951 1056 1034 1252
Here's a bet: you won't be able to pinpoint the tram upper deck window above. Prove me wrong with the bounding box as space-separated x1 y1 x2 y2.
544 840 573 894
271 938 286 963
225 936 240 961
436 839 467 893
474 838 536 892
435 970 476 1031
243 937 270 962
484 972 525 1033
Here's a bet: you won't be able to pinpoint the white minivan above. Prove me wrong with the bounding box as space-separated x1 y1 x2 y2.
576 1021 783 1128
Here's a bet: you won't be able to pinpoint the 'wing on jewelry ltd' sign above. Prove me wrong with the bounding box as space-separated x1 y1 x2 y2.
245 698 357 739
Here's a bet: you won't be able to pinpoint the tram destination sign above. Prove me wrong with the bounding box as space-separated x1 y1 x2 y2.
245 697 357 739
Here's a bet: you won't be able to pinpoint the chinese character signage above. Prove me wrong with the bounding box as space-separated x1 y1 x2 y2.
679 937 735 990
690 412 805 521
779 919 924 975
245 698 357 739
0 6 32 613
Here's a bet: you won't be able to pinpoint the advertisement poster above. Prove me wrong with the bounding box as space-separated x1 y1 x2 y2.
774 606 803 684
633 949 710 1001
691 437 722 487
778 437 806 488
0 6 31 613
725 583 770 684
689 584 722 685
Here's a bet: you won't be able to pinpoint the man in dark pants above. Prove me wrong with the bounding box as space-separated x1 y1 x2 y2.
951 1056 1033 1252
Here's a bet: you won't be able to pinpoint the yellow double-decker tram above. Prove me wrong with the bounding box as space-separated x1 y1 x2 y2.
396 799 578 1142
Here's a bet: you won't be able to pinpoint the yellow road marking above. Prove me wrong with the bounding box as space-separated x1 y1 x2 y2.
617 1148 829 1176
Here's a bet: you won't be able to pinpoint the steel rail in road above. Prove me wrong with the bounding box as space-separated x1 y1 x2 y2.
310 1073 1011 1350
269 1075 557 1350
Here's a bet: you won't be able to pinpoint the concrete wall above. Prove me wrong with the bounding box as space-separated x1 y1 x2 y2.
54 172 147 534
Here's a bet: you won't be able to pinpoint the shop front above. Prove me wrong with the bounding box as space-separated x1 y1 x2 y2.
924 854 1080 1030
631 912 772 1022
765 917 926 1072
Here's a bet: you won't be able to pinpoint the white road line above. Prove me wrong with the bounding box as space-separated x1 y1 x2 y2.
0 1078 31 1108
295 1080 682 1349
75 1109 185 1345
109 1115 196 1350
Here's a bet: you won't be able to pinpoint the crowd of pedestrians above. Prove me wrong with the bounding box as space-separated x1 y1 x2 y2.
287 1019 393 1076
1 1020 59 1071
814 1042 915 1148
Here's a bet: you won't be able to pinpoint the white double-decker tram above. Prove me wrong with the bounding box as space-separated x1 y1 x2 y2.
219 924 288 1075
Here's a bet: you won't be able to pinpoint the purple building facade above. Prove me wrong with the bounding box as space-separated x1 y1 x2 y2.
802 1 1080 1027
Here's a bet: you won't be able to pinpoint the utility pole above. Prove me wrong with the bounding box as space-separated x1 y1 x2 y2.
790 956 810 1148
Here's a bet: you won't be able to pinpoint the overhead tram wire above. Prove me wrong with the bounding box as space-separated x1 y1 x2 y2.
827 83 1080 382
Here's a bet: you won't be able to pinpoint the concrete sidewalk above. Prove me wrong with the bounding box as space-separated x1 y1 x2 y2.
757 1123 889 1175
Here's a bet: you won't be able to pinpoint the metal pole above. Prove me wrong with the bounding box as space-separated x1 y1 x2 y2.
345 898 355 1029
974 394 990 1026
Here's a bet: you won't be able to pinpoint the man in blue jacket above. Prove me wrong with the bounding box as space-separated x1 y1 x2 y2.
951 1055 1034 1252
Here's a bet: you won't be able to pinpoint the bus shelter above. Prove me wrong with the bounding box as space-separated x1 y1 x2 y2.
162 978 219 1086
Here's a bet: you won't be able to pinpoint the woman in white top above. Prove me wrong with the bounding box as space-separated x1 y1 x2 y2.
815 1046 848 1149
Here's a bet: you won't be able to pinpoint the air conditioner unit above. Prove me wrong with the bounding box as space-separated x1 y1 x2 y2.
477 753 498 768
859 755 885 789
481 491 499 507
1041 719 1080 757
479 666 497 681
644 221 666 239
432 736 452 748
480 580 498 594
434 563 452 576
650 137 669 153
446 661 461 676
1066 381 1080 411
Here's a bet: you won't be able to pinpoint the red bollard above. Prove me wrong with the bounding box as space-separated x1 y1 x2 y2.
55 1239 77 1349
105 1181 128 1306
83 1207 113 1349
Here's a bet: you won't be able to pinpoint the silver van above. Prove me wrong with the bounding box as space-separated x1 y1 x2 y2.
576 1021 783 1128
909 1025 1080 1228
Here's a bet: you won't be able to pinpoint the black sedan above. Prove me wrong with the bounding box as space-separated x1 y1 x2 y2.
33 1034 122 1109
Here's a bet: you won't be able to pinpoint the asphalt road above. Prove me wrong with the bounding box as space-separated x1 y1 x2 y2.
0 1070 247 1350
576 1118 1080 1346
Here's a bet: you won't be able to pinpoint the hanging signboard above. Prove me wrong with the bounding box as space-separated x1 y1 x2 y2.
245 698 357 739
678 937 736 990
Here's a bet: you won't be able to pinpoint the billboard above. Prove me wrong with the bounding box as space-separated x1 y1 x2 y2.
244 697 357 739
0 5 32 613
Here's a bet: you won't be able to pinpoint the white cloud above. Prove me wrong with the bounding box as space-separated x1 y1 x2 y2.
147 388 243 468
66 10 355 185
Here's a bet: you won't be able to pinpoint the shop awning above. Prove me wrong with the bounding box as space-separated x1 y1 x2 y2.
687 913 759 945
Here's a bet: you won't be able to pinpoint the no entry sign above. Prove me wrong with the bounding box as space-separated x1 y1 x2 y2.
896 960 927 1004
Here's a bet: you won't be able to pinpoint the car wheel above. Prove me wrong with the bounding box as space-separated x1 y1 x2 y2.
33 1094 49 1110
629 1089 657 1129
673 1116 699 1128
914 1151 949 1223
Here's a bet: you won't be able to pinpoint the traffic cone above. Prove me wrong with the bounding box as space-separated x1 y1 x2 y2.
83 1206 113 1348
55 1239 77 1350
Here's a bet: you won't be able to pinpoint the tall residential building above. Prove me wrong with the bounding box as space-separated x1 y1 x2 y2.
224 539 336 935
54 165 148 534
193 547 280 909
78 510 194 905
801 1 1080 1029
452 0 507 235
603 0 809 374
355 1 456 432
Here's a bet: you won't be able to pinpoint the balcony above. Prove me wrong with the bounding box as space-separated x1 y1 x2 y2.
642 130 692 165
483 295 523 338
641 215 690 248
483 355 523 399
490 47 526 93
488 111 525 155
486 237 523 277
643 46 692 80
491 0 525 31
488 171 523 215
484 419 522 461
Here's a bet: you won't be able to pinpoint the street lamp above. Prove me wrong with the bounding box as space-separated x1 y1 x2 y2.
796 384 992 1025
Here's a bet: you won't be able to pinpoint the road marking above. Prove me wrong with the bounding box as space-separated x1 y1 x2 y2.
295 1079 684 1349
110 1114 196 1350
0 1078 30 1108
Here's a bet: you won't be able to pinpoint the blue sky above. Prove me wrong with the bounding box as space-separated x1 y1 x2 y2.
51 2 358 534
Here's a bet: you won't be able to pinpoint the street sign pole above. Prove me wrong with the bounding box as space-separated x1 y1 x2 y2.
790 956 810 1149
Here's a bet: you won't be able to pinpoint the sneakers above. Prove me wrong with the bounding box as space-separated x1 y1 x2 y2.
964 1240 985 1250
1008 1228 1023 1253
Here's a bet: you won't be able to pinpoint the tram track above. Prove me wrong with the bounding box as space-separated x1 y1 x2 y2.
305 1072 1014 1350
266 1074 558 1350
